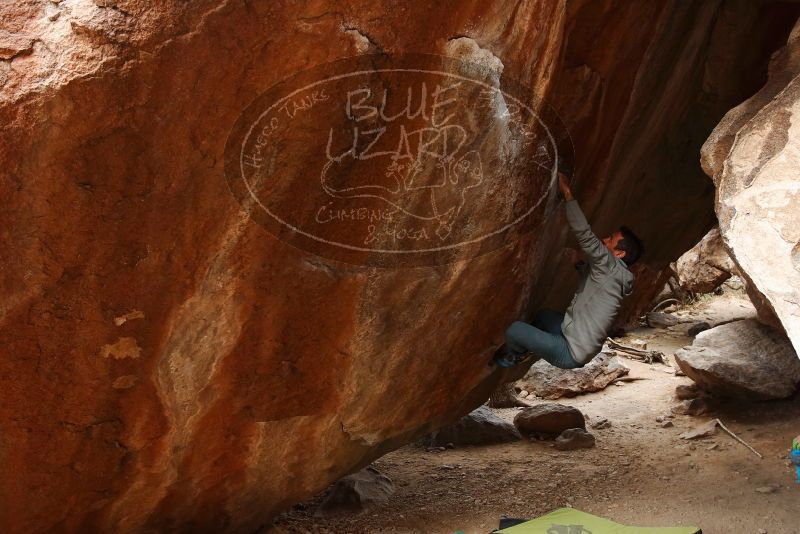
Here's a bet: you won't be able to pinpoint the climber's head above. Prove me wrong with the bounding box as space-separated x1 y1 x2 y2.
603 226 643 266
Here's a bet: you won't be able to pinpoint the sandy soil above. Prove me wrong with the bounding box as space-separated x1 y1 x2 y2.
271 288 800 534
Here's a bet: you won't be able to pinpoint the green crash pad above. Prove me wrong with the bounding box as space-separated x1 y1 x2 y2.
496 508 701 534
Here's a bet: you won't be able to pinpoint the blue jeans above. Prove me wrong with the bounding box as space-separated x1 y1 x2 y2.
503 309 581 369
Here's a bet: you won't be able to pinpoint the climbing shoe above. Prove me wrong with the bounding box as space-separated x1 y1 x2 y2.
492 352 533 368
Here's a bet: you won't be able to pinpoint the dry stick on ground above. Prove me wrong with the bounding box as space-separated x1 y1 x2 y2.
605 337 669 365
650 298 680 313
666 266 694 305
609 376 648 384
714 418 763 459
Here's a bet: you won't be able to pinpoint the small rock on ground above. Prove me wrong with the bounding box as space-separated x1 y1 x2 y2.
646 312 683 328
554 428 596 450
679 419 718 440
514 403 586 436
315 467 394 517
754 483 780 494
517 354 629 399
591 417 612 429
687 321 712 336
421 405 521 447
671 398 708 416
675 384 701 400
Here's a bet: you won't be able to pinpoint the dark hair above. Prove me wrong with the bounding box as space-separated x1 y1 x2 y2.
617 226 644 266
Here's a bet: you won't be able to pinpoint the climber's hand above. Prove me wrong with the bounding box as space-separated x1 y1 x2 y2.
558 172 574 201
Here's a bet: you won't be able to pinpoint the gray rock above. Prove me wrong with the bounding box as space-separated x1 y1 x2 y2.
646 312 683 328
701 27 800 352
554 428 596 450
591 417 611 429
516 353 629 400
315 467 394 517
755 484 779 494
687 321 712 336
722 276 745 291
671 398 709 416
675 319 800 400
514 403 585 436
675 227 735 294
679 419 718 440
421 405 521 447
675 384 701 400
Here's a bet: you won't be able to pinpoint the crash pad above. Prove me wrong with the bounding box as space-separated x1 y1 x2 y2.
496 508 701 533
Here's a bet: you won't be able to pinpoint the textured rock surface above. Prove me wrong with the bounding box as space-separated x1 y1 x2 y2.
679 420 718 440
314 467 394 517
671 398 709 416
675 384 702 401
554 428 596 450
513 403 585 436
675 227 736 294
675 319 800 400
421 405 521 447
701 20 800 351
1 1 798 531
646 311 686 329
517 353 629 399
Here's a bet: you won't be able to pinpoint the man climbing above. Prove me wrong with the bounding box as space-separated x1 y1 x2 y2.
494 168 643 369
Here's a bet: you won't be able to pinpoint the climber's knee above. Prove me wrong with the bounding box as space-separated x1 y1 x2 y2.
505 321 528 343
505 321 534 355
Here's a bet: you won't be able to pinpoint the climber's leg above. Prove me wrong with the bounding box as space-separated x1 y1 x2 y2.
532 308 566 335
498 320 580 369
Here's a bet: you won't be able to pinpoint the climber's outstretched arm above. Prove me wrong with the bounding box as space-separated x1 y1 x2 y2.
558 172 611 266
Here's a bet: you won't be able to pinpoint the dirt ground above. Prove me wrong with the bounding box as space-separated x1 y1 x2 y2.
272 288 800 534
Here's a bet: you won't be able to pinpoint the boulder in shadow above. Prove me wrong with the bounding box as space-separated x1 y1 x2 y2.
421 405 521 447
315 467 394 517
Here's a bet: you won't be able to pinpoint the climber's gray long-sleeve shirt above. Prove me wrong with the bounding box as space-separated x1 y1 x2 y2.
561 200 635 365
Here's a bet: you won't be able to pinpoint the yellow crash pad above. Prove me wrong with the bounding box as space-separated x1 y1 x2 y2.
497 508 701 534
